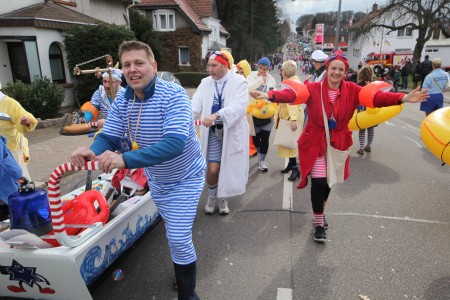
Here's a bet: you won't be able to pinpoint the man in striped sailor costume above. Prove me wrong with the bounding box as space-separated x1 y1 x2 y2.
71 41 206 300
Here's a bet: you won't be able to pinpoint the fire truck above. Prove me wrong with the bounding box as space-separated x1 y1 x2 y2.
364 51 414 74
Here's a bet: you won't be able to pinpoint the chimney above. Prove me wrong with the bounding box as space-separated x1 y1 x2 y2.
372 3 379 12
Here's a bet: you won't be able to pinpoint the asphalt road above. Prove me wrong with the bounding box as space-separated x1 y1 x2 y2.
23 70 450 300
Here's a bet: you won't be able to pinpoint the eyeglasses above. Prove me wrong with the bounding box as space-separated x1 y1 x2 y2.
212 51 229 62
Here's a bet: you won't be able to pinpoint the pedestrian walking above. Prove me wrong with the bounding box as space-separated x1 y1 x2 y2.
421 57 450 117
192 50 249 215
356 66 376 155
276 60 304 181
237 59 257 158
0 83 38 179
70 40 206 300
247 57 277 172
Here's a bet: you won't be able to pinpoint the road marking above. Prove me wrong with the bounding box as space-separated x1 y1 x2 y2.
403 136 423 148
282 159 293 211
277 288 293 300
332 212 450 225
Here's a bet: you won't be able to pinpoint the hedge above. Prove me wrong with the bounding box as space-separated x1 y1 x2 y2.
174 72 209 87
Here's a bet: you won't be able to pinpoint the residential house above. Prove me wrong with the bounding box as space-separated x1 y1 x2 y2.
347 3 450 71
136 0 230 72
424 22 450 71
0 0 135 107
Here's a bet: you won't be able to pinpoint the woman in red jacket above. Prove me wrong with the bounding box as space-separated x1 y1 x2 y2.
250 50 429 242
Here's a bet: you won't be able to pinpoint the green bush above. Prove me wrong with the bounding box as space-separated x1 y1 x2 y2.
2 76 64 120
175 72 209 87
63 24 135 105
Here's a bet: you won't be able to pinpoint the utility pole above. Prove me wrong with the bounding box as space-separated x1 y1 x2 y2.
250 0 254 64
334 0 342 50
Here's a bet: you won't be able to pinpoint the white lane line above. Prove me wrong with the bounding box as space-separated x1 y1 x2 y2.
403 136 423 148
332 212 450 225
277 288 293 300
282 159 293 211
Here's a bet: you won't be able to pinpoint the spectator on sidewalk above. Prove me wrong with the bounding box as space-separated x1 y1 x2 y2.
401 58 412 89
421 57 450 116
192 50 249 216
419 55 433 86
70 40 206 300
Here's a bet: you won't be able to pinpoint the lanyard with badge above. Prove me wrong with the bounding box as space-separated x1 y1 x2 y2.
212 80 227 141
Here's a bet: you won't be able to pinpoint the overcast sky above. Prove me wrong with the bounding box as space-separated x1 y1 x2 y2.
277 0 378 23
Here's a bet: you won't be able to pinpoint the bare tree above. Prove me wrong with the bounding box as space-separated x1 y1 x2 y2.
350 0 450 72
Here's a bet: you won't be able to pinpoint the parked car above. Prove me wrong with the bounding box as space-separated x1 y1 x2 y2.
157 71 181 85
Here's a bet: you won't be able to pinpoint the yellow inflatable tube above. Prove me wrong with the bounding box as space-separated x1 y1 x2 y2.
348 104 404 130
247 99 277 119
420 107 450 165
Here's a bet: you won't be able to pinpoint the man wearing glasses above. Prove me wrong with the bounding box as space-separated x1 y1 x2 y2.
81 68 125 128
192 50 249 215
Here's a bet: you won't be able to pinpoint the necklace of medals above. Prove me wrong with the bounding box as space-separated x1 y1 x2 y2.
127 93 145 151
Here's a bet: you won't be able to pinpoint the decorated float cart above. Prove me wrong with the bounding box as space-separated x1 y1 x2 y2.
0 55 162 299
0 162 159 300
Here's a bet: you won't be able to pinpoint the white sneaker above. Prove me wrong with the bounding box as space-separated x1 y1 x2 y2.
258 160 268 172
218 199 230 215
205 197 216 215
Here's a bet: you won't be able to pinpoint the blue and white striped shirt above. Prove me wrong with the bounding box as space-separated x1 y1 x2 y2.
99 78 206 184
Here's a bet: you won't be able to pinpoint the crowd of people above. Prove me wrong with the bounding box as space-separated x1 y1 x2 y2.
0 37 447 299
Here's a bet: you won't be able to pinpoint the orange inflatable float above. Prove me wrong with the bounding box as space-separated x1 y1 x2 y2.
280 79 310 105
348 81 403 130
420 107 450 165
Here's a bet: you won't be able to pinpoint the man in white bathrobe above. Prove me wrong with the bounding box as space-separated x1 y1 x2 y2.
192 50 249 215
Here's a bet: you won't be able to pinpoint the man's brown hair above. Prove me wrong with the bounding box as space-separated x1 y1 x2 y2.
119 40 155 62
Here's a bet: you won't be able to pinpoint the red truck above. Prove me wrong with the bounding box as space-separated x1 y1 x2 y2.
365 51 414 74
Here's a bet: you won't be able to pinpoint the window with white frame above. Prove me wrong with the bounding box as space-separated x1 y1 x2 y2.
210 25 218 41
152 9 175 31
179 47 190 65
397 27 413 37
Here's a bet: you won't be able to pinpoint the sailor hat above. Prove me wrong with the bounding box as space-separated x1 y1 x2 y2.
311 50 328 62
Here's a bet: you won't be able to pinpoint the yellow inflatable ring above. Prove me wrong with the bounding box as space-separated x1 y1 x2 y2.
348 104 404 130
248 99 277 119
420 107 450 165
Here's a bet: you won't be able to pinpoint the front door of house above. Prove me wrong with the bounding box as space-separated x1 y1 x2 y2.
7 42 31 84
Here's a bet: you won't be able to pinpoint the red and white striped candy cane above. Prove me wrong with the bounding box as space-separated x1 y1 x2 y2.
47 161 103 247
194 120 216 126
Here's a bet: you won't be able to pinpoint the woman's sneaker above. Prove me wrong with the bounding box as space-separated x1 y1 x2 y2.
313 226 327 242
258 160 268 172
